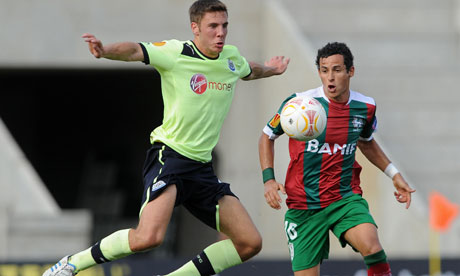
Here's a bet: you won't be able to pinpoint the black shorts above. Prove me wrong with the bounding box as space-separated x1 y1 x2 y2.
140 142 236 230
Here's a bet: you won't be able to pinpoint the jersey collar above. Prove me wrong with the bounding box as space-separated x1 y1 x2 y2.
189 40 220 60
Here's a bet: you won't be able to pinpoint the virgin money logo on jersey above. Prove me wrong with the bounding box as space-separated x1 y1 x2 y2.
190 74 232 94
190 74 208 94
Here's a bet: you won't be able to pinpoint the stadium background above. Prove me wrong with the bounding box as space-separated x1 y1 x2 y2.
1 0 459 275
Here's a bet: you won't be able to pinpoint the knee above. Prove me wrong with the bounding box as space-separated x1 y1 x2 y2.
129 230 164 252
361 244 383 257
234 233 262 261
246 234 263 256
251 234 263 255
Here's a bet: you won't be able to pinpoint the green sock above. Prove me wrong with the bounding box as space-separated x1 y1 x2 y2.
70 229 133 273
363 249 387 268
166 261 200 276
204 239 242 274
167 239 242 276
68 248 93 273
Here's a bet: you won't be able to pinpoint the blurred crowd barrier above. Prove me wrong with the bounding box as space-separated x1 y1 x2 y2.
1 257 460 276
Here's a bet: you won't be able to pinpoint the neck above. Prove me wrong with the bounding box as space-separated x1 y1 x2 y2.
192 39 219 58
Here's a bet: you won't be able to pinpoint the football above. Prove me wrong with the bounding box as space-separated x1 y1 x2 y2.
280 95 327 141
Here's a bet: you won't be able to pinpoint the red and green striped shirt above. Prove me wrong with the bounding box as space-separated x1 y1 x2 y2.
263 86 377 210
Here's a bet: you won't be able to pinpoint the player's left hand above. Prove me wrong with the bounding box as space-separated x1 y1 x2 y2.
392 173 416 209
264 56 290 75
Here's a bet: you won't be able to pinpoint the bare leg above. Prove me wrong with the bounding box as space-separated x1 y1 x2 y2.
129 184 177 251
218 195 262 261
167 195 262 276
343 223 382 256
42 185 177 276
293 265 320 276
344 223 391 276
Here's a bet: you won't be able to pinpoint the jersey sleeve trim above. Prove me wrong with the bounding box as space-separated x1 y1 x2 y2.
358 135 374 141
242 67 252 79
263 125 280 140
139 43 149 65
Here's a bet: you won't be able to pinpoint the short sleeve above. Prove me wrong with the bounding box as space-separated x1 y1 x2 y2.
139 40 182 71
237 55 251 79
359 109 377 141
224 45 251 79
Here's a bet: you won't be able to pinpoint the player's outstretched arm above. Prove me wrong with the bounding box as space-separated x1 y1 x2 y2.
82 33 144 62
244 56 290 80
259 132 286 210
357 139 415 209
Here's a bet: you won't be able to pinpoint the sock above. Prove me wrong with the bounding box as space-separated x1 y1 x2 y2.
69 229 133 273
367 263 391 276
167 239 242 276
364 250 391 276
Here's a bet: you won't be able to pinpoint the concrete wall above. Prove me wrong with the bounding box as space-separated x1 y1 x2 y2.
0 118 92 260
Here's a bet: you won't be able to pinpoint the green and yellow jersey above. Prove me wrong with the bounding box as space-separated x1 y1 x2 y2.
140 40 251 162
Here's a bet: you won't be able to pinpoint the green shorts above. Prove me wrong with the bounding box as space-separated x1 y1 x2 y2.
284 194 376 271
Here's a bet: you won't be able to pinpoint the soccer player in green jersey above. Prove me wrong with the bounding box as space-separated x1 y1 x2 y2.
259 42 415 276
41 1 289 276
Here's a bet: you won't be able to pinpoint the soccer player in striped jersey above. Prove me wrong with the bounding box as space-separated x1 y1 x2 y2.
42 1 289 276
259 42 415 276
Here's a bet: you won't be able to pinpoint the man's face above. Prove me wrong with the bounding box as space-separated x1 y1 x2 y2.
192 11 228 58
318 54 354 103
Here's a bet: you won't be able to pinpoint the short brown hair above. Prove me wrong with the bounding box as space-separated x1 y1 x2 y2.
316 42 354 72
189 0 228 24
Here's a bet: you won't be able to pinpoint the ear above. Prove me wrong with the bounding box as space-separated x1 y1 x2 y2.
348 66 355 77
191 22 200 36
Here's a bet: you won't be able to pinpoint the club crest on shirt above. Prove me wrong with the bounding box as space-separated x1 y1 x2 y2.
352 116 366 132
228 59 235 71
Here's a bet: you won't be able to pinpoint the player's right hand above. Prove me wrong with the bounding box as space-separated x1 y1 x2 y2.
82 33 104 58
264 179 286 210
392 173 416 209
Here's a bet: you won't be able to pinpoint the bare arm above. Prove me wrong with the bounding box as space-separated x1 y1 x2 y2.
259 132 286 210
82 33 144 62
357 138 391 171
243 56 290 80
357 138 416 209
